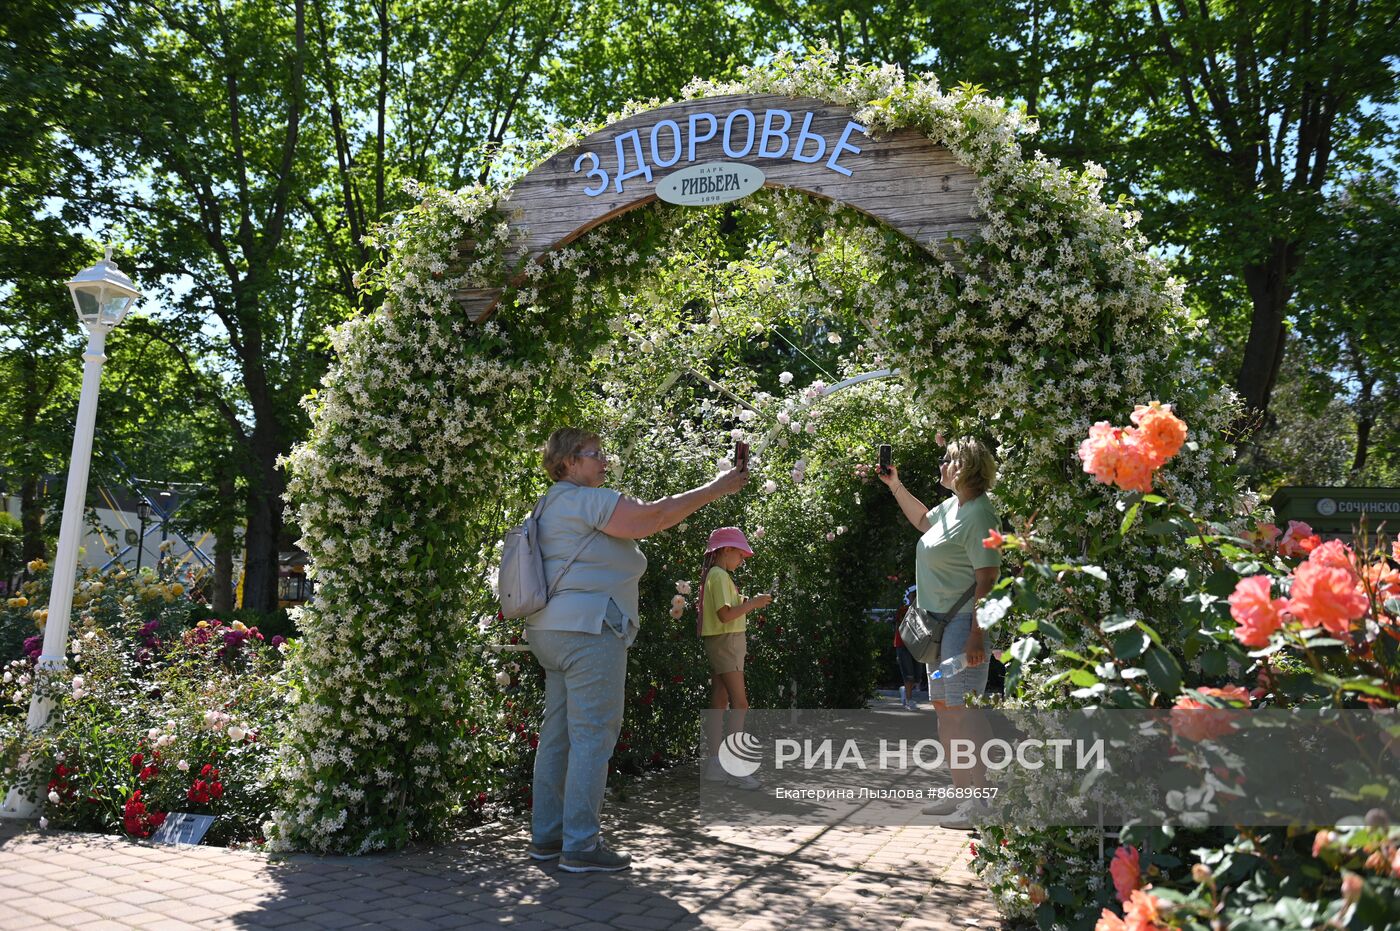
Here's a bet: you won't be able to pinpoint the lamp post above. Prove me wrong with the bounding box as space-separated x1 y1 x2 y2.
135 499 151 572
1 248 141 819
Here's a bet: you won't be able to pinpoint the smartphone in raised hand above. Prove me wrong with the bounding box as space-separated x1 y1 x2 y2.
735 440 750 472
878 444 892 476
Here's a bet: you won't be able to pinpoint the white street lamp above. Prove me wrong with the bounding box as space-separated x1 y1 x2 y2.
1 247 141 819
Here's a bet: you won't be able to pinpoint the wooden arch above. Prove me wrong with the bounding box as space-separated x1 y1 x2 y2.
456 93 980 320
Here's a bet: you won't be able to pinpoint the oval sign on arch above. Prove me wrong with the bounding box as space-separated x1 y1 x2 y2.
656 162 766 207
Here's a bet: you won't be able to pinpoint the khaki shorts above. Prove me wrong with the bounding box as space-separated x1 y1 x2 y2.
703 632 747 675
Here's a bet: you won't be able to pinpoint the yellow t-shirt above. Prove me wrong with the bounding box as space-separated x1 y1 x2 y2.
700 567 744 637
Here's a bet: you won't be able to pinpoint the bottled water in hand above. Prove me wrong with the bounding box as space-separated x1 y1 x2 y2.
931 653 968 680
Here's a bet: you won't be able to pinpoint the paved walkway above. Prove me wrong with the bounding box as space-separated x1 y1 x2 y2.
0 711 1002 930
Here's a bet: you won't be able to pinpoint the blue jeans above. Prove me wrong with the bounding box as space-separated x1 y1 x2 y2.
925 612 988 707
529 601 637 851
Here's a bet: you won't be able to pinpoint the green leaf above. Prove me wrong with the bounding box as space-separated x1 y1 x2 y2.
1039 619 1068 641
1143 647 1183 695
1114 629 1150 660
1136 621 1164 648
1120 501 1141 535
1199 649 1229 677
1069 669 1099 688
1319 676 1400 701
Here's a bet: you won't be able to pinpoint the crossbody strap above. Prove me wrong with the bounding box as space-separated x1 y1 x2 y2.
539 486 603 598
930 584 978 623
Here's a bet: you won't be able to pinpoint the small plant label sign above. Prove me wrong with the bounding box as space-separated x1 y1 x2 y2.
151 813 215 846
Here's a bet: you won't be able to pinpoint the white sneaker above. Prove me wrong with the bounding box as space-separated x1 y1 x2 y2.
703 757 728 782
934 800 991 831
727 772 762 790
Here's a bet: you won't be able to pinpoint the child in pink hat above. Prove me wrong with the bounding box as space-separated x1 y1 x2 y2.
698 527 772 789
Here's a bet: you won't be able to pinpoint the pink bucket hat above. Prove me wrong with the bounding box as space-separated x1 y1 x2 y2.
705 527 754 556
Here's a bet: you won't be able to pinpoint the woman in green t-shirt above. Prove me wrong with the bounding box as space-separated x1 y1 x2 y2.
879 436 1002 828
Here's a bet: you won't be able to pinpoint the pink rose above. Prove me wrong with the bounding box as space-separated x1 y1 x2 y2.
1228 575 1287 648
1110 845 1140 903
1078 422 1124 486
1279 520 1320 558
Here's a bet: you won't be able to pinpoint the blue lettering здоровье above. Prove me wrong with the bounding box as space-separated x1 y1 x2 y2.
570 109 871 196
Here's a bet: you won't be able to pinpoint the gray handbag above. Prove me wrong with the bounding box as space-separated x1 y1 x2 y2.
898 585 976 664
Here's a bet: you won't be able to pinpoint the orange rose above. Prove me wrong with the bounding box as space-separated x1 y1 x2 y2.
1130 401 1187 468
1308 540 1360 579
1172 686 1250 743
1288 561 1369 636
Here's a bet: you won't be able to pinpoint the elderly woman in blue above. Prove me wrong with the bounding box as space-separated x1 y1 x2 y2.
526 427 748 873
878 436 1002 828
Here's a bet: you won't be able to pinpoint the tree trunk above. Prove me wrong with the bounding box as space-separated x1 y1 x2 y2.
240 430 285 615
1235 238 1300 429
1351 374 1374 478
212 474 236 614
19 475 45 562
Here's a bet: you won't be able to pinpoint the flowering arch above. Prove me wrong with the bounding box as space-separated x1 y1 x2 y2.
273 52 1235 853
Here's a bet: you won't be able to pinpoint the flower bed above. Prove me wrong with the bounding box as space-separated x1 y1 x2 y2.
1 558 291 847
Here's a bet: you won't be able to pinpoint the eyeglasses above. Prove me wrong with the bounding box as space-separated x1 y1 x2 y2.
940 457 954 465
576 449 610 464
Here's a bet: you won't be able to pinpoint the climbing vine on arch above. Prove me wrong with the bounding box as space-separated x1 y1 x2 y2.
272 49 1237 854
